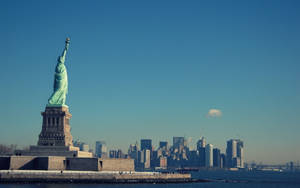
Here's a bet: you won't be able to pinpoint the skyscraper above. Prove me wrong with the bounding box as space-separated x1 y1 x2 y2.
237 140 244 168
205 144 213 167
144 149 151 169
128 142 139 159
226 139 237 168
141 139 152 151
128 142 139 167
220 153 226 168
196 137 206 167
196 137 206 150
198 147 206 167
95 141 107 158
213 148 221 167
226 139 244 168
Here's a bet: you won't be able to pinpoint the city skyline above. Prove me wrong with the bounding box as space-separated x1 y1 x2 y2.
95 136 243 170
0 0 300 164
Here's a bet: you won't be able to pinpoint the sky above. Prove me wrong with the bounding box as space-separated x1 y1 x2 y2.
0 0 299 164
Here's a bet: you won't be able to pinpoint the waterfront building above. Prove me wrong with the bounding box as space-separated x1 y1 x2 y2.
220 153 226 168
95 141 107 158
232 157 241 168
198 147 206 167
226 139 244 168
213 148 221 168
144 149 151 169
205 144 213 167
226 139 237 167
237 141 244 168
188 150 199 167
138 150 144 163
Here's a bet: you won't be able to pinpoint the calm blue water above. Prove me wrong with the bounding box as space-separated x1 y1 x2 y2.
0 171 300 188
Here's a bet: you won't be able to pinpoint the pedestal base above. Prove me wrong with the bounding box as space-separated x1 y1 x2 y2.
15 145 92 158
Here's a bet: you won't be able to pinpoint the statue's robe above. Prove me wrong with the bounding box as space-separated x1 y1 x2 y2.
48 61 68 105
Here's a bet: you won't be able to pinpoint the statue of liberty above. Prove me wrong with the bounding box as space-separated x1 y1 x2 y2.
47 38 70 107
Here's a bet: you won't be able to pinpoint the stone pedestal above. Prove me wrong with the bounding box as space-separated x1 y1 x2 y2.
38 106 73 147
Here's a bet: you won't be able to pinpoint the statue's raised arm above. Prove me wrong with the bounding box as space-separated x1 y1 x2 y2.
59 38 70 64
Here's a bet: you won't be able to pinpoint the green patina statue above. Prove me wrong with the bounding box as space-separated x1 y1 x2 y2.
47 38 70 107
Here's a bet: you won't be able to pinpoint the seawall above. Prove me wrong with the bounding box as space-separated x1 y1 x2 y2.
0 170 193 184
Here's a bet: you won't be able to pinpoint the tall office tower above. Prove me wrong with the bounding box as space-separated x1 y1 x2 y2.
138 150 144 164
144 149 151 169
95 141 107 158
220 153 226 168
188 150 199 166
196 137 206 150
213 148 221 167
151 150 161 169
197 137 206 167
237 140 244 168
141 139 152 151
198 147 206 167
205 144 213 167
226 139 237 168
226 139 244 168
128 142 139 168
159 141 168 150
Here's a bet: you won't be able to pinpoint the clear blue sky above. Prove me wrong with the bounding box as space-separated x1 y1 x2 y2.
0 0 299 164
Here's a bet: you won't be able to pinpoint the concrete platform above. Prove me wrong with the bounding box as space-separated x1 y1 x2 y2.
0 170 192 183
0 156 134 172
